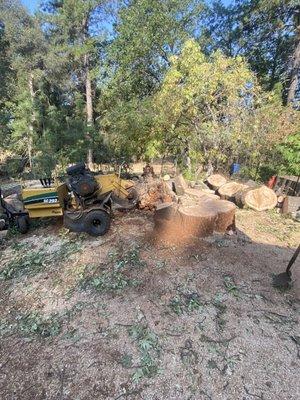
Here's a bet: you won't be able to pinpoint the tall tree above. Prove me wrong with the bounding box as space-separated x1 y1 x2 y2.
109 0 204 99
41 0 110 166
0 0 46 168
203 0 300 103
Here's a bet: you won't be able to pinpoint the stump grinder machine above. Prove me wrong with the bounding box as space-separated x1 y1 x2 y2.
0 162 138 237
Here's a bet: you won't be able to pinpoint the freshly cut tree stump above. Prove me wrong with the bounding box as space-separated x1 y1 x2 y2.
237 185 277 211
218 182 247 201
206 174 227 190
153 200 236 245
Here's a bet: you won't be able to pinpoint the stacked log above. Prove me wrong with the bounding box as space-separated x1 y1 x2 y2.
218 182 248 201
233 184 278 211
237 185 277 211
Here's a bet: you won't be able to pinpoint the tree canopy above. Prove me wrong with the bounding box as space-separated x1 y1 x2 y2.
0 0 299 179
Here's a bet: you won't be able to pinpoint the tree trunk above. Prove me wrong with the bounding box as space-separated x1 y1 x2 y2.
85 53 94 169
287 19 300 104
153 200 236 245
28 72 35 170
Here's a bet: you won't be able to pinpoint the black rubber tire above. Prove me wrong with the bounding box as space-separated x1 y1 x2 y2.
84 210 110 237
16 215 30 234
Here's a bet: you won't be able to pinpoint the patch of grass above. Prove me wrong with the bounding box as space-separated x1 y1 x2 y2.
0 250 47 279
1 312 62 338
212 292 227 331
7 224 21 238
255 212 298 243
87 270 141 292
11 241 27 251
120 353 133 368
128 324 160 382
109 246 147 269
17 312 62 338
169 292 202 315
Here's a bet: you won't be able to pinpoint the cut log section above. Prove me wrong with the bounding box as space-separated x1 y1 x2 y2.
206 174 227 190
237 185 277 211
153 200 236 245
282 196 300 214
218 181 248 201
174 174 188 195
184 188 220 201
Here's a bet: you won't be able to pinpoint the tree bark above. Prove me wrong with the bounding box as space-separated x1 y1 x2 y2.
153 200 236 245
85 53 94 169
287 15 300 104
28 72 35 170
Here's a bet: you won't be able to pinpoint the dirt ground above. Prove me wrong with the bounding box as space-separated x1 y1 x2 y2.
0 208 299 400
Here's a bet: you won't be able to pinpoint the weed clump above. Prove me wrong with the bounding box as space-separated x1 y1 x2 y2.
169 292 202 315
128 324 160 382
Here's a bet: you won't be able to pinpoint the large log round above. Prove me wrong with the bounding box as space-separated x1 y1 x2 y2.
206 174 227 190
218 181 248 201
153 200 236 245
238 185 277 211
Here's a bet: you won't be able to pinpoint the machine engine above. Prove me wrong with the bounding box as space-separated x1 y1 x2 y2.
66 162 99 198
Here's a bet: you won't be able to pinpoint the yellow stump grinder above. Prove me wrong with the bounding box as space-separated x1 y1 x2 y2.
0 162 138 237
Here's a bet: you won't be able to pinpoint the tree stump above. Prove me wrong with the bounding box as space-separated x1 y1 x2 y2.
206 174 227 190
153 200 236 245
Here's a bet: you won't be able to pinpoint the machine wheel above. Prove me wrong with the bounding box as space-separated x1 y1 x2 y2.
84 210 110 237
16 215 30 234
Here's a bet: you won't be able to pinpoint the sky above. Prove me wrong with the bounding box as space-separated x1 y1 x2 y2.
21 0 40 14
21 0 233 14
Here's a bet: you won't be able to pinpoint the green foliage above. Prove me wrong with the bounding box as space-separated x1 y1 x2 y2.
128 323 160 381
81 246 145 293
0 311 62 338
0 238 82 280
17 312 62 338
0 250 47 279
202 0 299 97
0 0 299 177
277 132 300 176
169 292 202 315
223 275 239 297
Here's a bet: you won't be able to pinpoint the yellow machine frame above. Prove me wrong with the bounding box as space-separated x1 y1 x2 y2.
22 173 135 218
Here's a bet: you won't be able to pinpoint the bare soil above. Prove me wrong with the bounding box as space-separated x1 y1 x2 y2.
0 209 299 400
